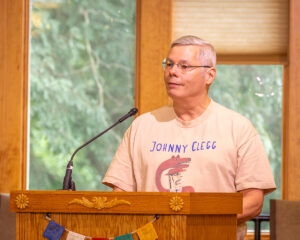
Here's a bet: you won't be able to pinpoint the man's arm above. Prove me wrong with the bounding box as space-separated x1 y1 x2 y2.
237 188 264 224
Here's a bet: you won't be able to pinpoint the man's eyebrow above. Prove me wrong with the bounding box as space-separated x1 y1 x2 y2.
180 60 189 64
166 58 190 64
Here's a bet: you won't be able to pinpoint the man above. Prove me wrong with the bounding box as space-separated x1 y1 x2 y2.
103 35 276 239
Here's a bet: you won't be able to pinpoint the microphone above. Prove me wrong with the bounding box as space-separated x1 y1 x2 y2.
62 107 138 190
118 108 138 123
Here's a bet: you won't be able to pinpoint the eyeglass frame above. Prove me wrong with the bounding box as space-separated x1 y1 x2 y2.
162 58 211 72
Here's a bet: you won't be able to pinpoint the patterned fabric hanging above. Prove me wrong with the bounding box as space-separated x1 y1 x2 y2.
91 238 109 240
114 233 133 240
43 220 65 240
43 215 159 240
136 222 158 240
66 231 86 240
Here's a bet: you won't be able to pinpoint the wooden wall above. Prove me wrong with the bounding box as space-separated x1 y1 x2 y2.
0 0 300 202
0 0 29 192
283 0 300 200
135 0 173 113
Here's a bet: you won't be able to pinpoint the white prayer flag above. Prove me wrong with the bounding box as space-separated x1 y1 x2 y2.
66 231 86 240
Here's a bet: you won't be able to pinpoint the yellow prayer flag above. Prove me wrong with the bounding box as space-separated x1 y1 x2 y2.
136 222 158 240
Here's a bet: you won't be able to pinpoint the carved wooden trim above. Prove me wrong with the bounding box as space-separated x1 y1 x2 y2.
68 196 131 210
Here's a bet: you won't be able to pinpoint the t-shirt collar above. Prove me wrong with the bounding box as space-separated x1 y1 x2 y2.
173 99 214 128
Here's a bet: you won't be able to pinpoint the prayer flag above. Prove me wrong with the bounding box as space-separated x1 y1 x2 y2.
114 233 133 240
66 231 86 240
136 222 158 240
43 220 65 240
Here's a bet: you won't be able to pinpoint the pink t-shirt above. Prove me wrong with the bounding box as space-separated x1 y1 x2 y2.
103 100 276 194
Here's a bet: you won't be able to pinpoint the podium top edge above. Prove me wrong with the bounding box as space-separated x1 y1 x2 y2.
10 190 242 196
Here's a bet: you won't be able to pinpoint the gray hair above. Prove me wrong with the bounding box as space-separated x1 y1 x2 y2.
171 35 216 67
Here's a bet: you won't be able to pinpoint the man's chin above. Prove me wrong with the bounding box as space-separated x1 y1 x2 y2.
167 91 185 101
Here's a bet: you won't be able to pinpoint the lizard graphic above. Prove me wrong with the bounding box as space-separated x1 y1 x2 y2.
155 155 195 192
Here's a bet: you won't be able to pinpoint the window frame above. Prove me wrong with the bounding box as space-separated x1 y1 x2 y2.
1 0 300 203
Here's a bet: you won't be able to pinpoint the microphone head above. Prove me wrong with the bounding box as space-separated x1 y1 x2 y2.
129 108 138 116
118 108 139 122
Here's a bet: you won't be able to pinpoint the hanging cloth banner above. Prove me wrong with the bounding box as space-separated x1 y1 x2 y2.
91 238 110 240
136 222 158 240
66 231 86 240
114 233 133 240
43 220 65 240
43 215 159 240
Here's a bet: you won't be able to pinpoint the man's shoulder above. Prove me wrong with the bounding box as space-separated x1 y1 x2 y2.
212 100 250 122
211 100 255 133
210 100 259 146
133 105 175 125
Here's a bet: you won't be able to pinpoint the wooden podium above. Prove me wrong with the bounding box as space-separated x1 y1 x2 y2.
10 190 242 240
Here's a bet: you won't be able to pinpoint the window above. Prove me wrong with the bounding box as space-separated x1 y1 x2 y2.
210 65 283 229
28 0 136 190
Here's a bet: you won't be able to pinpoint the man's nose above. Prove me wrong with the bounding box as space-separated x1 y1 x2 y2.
169 63 180 75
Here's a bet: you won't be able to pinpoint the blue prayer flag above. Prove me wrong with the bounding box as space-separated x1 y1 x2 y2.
43 220 65 240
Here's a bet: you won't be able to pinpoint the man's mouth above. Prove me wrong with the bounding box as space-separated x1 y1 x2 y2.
168 82 182 87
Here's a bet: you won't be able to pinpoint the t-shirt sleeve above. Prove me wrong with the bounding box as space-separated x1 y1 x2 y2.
235 133 276 194
102 126 136 191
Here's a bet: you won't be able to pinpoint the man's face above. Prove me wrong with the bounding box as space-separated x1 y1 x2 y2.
164 45 212 101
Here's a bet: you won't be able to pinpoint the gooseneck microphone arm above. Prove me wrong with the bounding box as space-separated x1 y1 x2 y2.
62 108 138 190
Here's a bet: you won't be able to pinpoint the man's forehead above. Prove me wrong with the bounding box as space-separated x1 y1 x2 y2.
167 45 201 61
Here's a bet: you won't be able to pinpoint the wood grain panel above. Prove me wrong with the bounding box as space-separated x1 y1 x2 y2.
190 192 242 214
187 215 236 240
16 213 238 240
284 0 300 200
135 0 173 115
12 191 241 240
0 0 28 193
10 190 242 215
170 215 186 239
10 191 242 240
17 213 188 240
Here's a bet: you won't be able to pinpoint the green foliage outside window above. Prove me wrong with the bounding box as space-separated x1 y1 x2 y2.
29 0 136 190
210 65 282 229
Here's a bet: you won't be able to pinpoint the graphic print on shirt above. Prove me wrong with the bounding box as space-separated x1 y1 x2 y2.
155 155 195 192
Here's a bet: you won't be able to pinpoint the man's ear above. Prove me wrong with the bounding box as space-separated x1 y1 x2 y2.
206 67 216 85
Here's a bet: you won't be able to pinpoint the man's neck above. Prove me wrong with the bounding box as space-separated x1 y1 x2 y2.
173 96 211 121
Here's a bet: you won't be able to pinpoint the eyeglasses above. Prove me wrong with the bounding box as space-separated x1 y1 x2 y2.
162 58 211 73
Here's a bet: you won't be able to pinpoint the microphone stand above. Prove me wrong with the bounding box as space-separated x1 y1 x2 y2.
62 108 138 190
